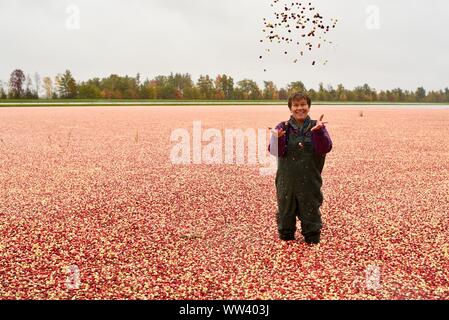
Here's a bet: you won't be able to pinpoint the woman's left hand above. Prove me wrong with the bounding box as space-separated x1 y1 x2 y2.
311 114 328 132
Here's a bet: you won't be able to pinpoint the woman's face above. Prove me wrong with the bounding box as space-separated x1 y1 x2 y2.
290 98 310 123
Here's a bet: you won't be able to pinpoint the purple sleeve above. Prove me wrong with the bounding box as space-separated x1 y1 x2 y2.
312 126 333 156
268 123 288 157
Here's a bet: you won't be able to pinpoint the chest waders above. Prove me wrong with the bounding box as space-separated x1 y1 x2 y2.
275 119 325 243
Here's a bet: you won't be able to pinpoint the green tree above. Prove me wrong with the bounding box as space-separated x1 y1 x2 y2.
317 83 328 101
326 84 337 101
278 88 288 100
152 75 174 99
426 90 445 103
403 90 415 103
0 81 7 99
6 69 446 103
385 90 393 102
197 75 215 99
287 81 306 95
215 74 234 100
24 75 35 99
235 79 261 100
415 87 426 102
170 73 194 99
136 73 141 87
78 78 102 99
263 81 278 100
391 88 404 102
100 74 119 99
123 75 140 99
336 84 348 101
353 84 376 102
307 89 317 101
140 79 157 99
99 74 140 99
378 90 387 102
56 70 78 98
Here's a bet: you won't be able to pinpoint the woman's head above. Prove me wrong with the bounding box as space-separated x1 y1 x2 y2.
288 92 312 123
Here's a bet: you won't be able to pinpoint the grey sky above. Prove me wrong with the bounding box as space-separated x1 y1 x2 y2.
0 0 448 91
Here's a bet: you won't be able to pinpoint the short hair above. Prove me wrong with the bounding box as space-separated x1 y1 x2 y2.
288 92 312 109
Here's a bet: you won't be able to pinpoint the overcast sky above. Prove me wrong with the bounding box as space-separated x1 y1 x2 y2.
1 0 448 91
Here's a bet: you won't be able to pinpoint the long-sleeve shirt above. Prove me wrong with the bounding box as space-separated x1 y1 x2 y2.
269 117 333 157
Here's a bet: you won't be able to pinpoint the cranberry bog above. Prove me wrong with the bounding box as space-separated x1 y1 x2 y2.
0 105 448 299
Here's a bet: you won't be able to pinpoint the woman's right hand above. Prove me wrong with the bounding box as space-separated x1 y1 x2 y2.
270 128 286 138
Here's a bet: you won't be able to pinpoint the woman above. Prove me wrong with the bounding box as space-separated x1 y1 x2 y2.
269 93 333 244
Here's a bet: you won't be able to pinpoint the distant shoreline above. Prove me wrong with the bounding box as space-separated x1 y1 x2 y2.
0 100 449 109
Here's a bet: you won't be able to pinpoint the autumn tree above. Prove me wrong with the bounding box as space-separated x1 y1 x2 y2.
42 77 54 99
287 81 306 95
263 81 278 100
235 79 261 100
122 75 140 99
152 75 171 99
8 69 26 99
426 90 445 103
215 74 234 100
140 79 158 99
96 74 138 99
4 69 445 103
214 77 226 100
278 88 288 100
197 75 215 100
170 73 194 99
34 73 41 98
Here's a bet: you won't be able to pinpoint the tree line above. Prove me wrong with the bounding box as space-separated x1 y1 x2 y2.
1 69 448 103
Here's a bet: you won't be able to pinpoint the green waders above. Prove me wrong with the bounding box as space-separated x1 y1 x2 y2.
275 118 325 243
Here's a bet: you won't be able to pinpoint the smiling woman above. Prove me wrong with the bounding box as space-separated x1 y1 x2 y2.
269 92 333 244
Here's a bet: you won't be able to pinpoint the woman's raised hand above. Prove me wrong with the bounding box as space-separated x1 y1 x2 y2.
269 128 286 138
311 114 328 132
